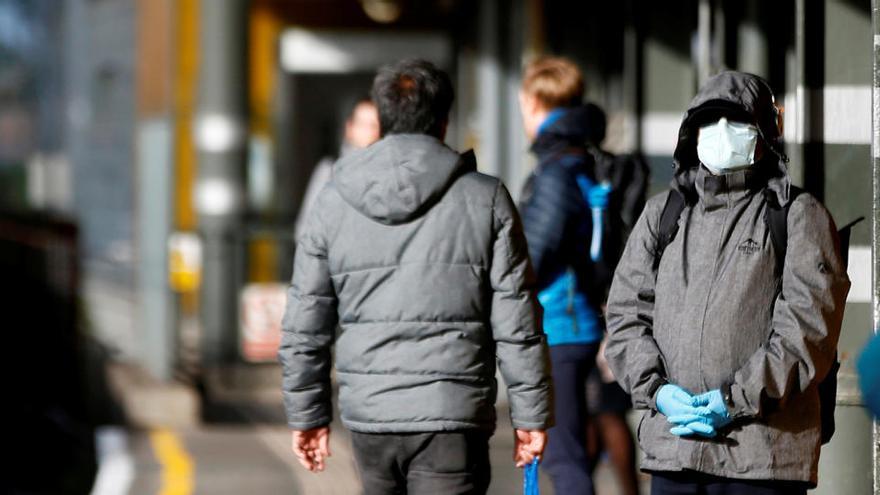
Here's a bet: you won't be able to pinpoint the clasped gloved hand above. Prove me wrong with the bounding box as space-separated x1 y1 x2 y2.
665 388 732 438
656 384 716 437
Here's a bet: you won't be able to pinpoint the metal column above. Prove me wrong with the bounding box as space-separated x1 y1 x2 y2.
622 0 643 153
792 0 824 198
475 0 503 180
872 1 880 492
697 0 712 85
194 0 249 367
737 0 768 78
500 0 529 198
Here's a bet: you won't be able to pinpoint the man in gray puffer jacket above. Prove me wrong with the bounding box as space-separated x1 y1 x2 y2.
605 71 850 494
278 59 552 494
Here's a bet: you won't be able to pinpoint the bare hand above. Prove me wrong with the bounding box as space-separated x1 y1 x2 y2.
291 426 331 472
514 429 546 468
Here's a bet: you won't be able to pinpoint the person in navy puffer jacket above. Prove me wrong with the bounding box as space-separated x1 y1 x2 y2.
518 56 609 495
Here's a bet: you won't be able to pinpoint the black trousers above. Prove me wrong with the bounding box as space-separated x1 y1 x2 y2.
542 343 600 495
350 430 491 495
650 471 810 495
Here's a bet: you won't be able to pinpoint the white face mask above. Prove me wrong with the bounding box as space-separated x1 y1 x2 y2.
696 117 758 175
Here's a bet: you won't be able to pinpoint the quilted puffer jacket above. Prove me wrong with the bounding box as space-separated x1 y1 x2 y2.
279 133 553 433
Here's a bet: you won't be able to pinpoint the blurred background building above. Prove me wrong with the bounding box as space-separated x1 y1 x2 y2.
3 0 875 493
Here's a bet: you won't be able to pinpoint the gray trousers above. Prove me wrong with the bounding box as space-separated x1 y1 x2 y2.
350 430 492 495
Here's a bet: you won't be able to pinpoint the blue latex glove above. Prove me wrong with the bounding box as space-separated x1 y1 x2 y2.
656 384 718 437
670 419 717 437
692 389 732 428
668 389 732 437
655 384 699 418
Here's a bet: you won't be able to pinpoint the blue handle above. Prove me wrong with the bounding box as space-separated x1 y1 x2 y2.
575 176 610 263
523 456 540 495
590 207 603 262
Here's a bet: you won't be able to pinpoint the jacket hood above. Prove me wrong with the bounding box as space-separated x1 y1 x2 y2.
332 134 475 225
672 71 790 206
531 105 593 157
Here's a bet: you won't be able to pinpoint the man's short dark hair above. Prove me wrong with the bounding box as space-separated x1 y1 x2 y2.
371 59 454 138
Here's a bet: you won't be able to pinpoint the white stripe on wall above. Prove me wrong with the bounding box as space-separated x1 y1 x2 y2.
847 246 870 304
783 85 871 145
874 86 880 159
822 85 871 145
639 85 871 156
280 28 451 73
640 112 683 156
874 37 880 158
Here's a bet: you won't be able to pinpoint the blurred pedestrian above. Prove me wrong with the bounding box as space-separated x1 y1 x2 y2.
581 101 646 495
517 56 608 495
278 58 552 495
604 71 850 494
295 96 379 239
585 342 640 495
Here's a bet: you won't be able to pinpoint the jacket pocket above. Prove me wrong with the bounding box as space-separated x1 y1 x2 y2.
637 410 675 462
714 421 773 474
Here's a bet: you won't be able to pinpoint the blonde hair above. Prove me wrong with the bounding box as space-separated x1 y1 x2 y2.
522 56 585 108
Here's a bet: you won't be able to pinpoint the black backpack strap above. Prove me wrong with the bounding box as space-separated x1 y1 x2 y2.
762 185 863 445
765 184 864 269
653 190 686 271
764 186 803 274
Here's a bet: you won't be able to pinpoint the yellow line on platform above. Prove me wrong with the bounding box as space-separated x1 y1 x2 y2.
149 428 195 495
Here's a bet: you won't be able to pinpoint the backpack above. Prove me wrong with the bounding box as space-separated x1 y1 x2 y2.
589 148 650 267
653 186 862 444
565 149 650 294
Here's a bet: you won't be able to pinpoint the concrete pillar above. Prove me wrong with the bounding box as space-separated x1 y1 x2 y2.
135 0 176 382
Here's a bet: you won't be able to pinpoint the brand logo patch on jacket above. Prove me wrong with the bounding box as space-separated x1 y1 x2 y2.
737 238 760 255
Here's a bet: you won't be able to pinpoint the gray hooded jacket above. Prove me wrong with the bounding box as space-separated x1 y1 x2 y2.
279 134 553 434
604 72 850 484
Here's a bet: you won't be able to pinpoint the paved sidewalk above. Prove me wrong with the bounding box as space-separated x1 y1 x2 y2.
125 412 649 494
114 366 649 494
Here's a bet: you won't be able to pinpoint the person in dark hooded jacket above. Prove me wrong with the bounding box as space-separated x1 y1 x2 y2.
604 71 850 494
581 102 646 495
518 56 608 495
278 59 552 495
